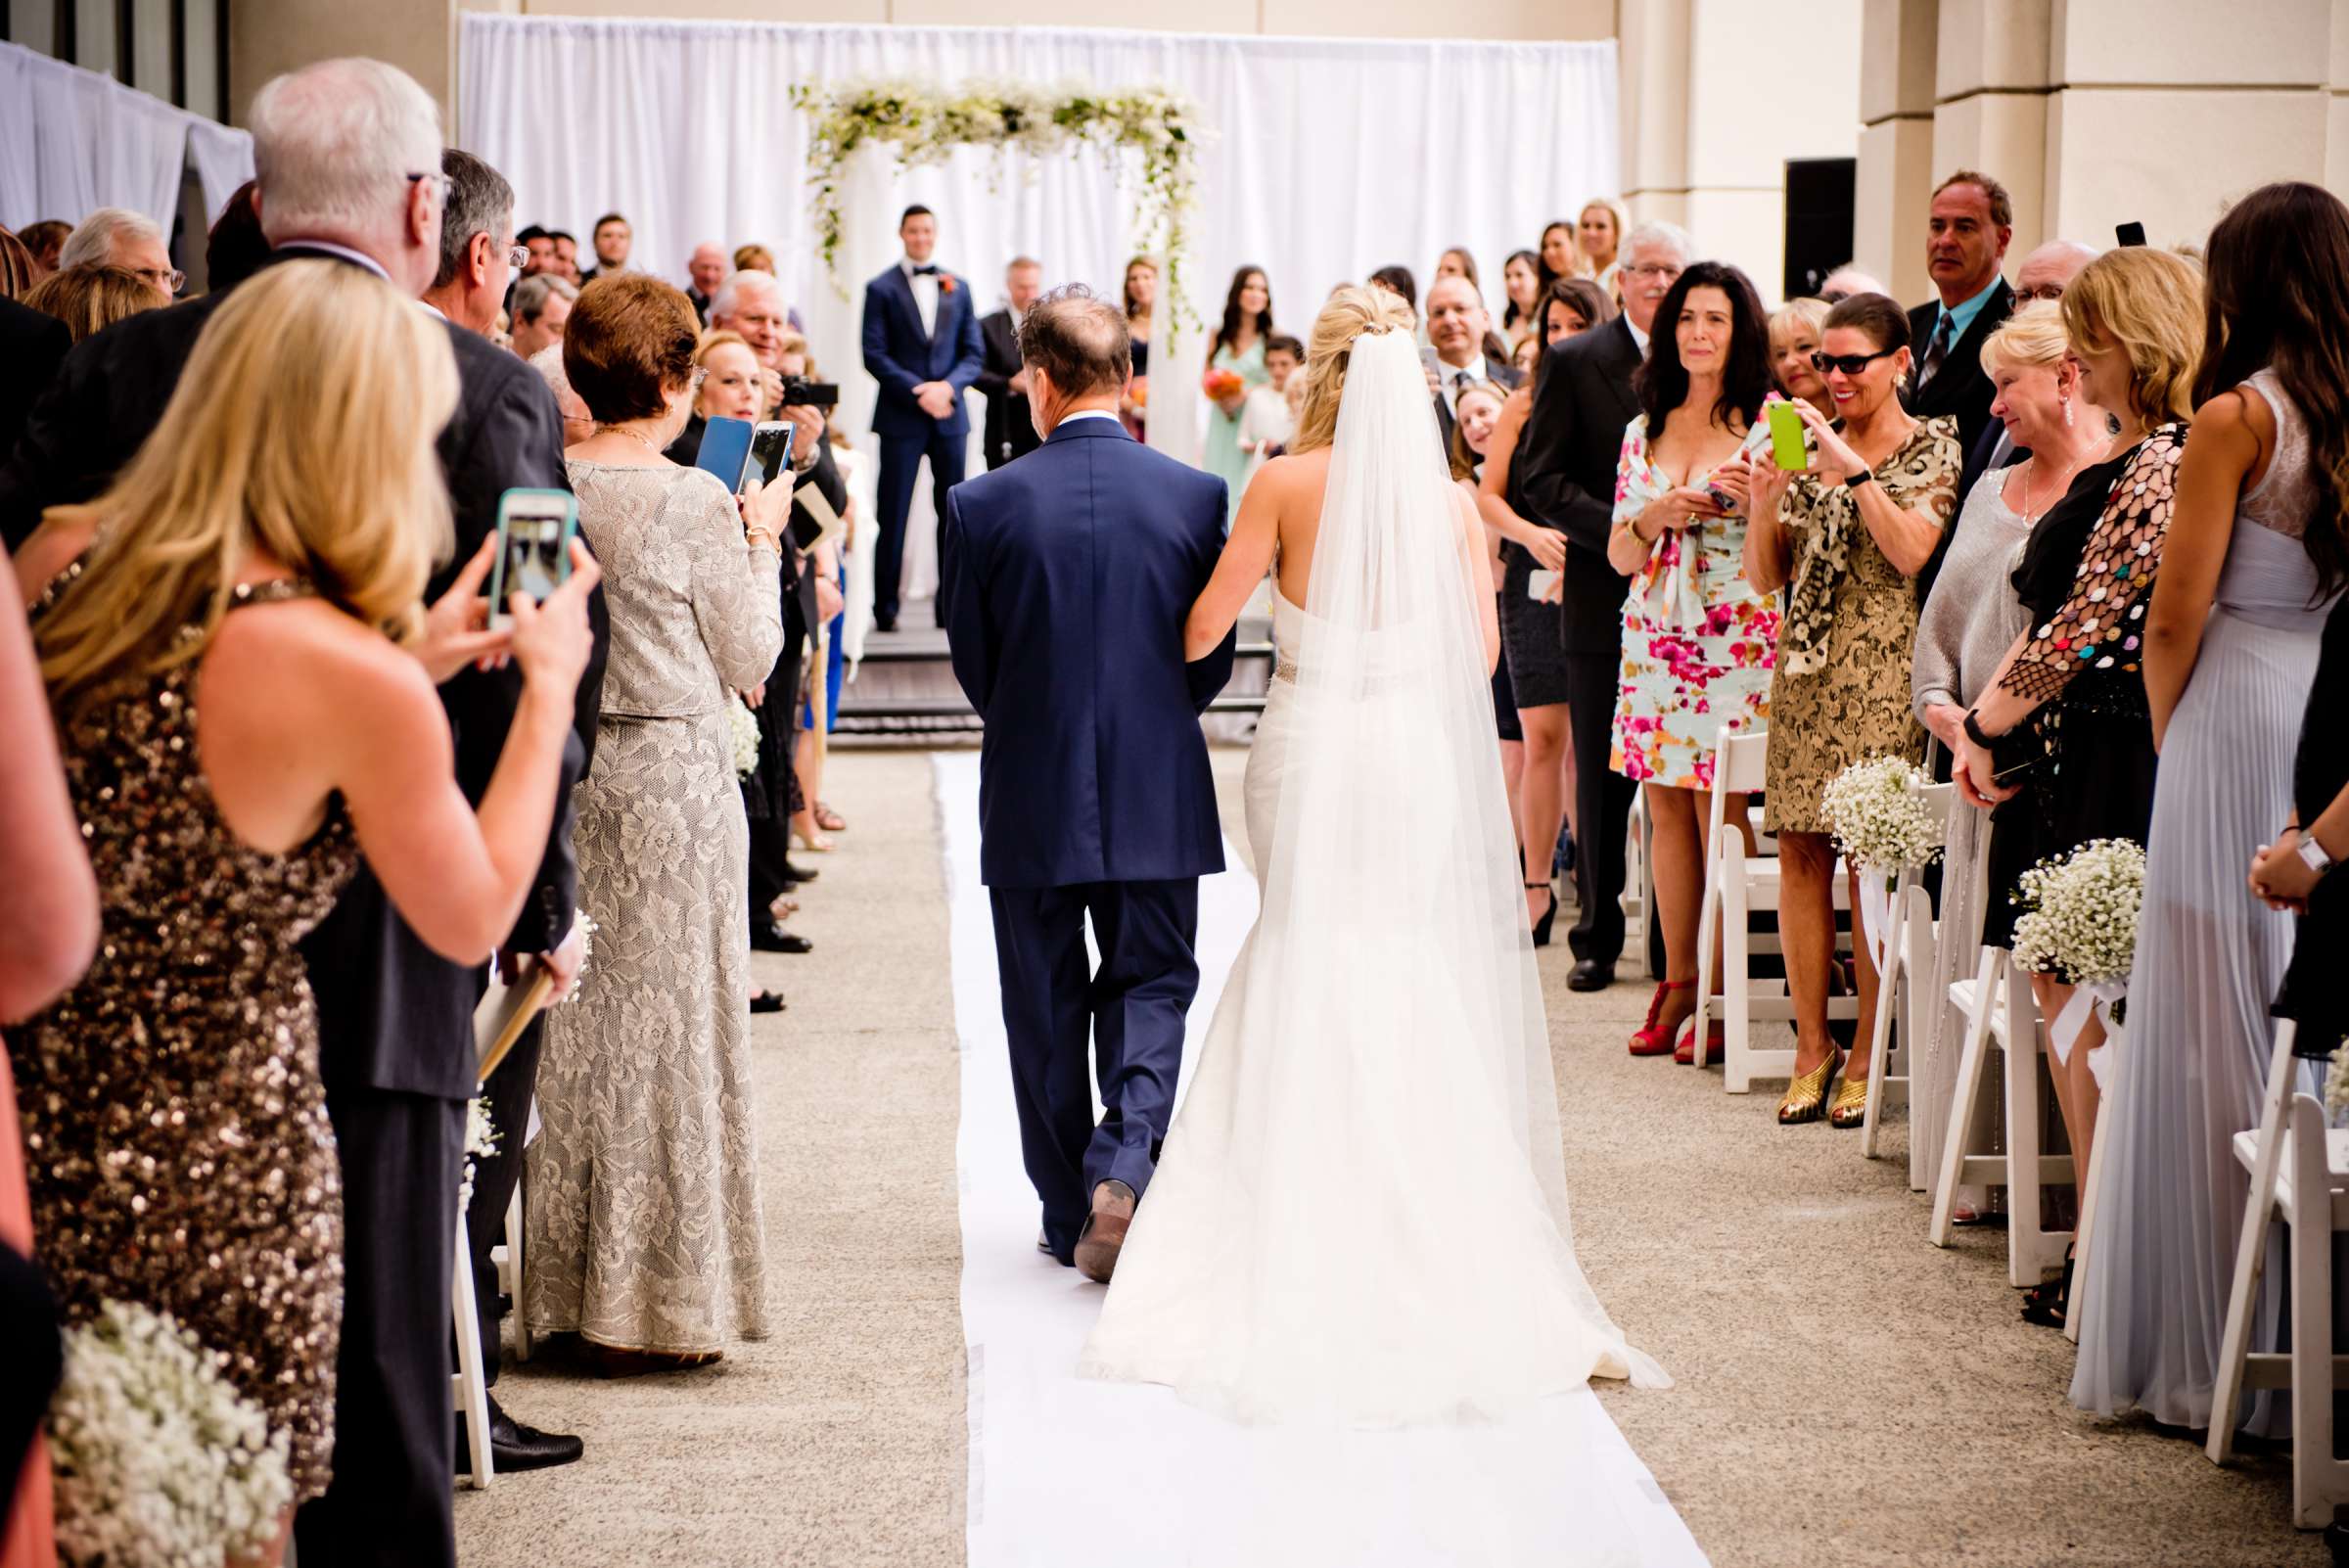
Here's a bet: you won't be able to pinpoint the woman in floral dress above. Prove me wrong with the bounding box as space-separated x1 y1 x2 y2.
1607 262 1780 1063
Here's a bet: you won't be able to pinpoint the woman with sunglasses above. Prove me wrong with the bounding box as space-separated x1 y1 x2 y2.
1946 247 2202 1332
1738 294 1961 1126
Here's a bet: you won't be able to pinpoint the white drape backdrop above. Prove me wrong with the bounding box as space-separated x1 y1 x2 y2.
0 42 254 235
461 15 1614 599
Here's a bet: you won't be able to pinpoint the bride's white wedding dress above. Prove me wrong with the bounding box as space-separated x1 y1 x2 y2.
1078 330 1667 1424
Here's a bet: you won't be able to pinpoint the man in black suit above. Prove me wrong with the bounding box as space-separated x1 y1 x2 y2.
1426 273 1524 449
1514 220 1689 991
0 61 606 1568
975 255 1045 470
1903 169 2015 605
685 240 728 324
0 298 68 490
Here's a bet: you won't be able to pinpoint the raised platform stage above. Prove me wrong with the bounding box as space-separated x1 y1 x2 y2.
836 601 1274 739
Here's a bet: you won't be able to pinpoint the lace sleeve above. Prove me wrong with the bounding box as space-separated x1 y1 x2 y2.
684 476 785 693
1996 426 2184 705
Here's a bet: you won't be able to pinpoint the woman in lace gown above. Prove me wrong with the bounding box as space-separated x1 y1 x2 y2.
11 261 596 1551
1079 287 1665 1424
2065 185 2349 1432
527 275 785 1369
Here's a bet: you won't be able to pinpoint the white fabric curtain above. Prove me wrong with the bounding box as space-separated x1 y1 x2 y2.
460 17 1616 443
0 41 254 234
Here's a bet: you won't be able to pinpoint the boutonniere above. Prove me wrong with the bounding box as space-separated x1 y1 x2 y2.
939 273 958 296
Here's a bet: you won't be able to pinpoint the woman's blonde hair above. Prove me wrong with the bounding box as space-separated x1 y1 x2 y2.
1579 197 1632 271
2061 247 2204 424
1287 284 1417 456
23 263 166 344
1977 299 2070 379
37 260 457 715
1767 297 1829 354
694 328 751 365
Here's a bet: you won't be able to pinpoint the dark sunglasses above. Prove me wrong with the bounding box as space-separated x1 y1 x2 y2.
1810 347 1898 377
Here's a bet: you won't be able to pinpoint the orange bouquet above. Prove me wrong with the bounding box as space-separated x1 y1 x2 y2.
1202 367 1245 402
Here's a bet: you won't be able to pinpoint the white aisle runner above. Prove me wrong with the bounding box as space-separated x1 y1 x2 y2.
937 753 1707 1568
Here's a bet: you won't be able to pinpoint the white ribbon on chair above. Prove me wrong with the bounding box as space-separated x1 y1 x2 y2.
1856 872 1895 974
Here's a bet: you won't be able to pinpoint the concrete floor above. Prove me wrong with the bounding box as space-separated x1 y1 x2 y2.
455 744 2324 1568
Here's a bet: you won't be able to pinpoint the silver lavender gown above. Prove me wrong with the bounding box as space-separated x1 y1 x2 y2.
2071 369 2343 1432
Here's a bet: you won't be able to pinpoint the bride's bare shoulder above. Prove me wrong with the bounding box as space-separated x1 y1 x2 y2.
1258 446 1332 499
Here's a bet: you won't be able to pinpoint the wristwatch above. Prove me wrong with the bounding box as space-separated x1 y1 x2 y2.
2298 829 2336 880
1844 469 1876 491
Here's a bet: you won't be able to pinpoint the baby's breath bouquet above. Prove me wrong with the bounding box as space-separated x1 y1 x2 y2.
49 1300 292 1568
2008 838 2147 988
457 1097 501 1210
729 698 761 778
1819 756 1944 876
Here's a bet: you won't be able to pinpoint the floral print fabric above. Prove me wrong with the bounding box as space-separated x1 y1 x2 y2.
1608 413 1780 789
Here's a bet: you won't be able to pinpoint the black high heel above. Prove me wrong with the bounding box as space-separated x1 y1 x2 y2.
2021 1244 2076 1330
1525 882 1557 947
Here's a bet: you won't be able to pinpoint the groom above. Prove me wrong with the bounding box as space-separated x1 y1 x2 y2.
940 285 1234 1283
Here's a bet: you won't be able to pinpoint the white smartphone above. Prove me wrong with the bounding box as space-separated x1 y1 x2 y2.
1527 569 1560 602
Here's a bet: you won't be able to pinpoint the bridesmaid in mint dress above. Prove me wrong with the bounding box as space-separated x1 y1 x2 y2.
1203 265 1273 522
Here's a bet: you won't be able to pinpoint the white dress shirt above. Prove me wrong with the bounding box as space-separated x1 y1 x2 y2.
1437 353 1489 417
1626 317 1650 356
901 256 941 338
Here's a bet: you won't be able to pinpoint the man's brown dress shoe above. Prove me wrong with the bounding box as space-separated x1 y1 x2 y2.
1075 1179 1136 1284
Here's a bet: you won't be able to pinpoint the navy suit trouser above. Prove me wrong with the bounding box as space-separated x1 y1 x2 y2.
875 423 967 626
988 878 1199 1265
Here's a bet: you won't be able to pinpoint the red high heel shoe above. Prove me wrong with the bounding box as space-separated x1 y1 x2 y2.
1673 1014 1725 1066
1627 979 1694 1056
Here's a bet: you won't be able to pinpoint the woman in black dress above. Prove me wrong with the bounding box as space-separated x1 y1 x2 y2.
2255 593 2349 1056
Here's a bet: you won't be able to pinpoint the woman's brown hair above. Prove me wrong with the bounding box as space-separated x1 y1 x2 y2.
23 263 166 343
565 274 701 424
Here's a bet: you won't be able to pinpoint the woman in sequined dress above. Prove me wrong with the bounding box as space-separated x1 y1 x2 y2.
10 262 598 1549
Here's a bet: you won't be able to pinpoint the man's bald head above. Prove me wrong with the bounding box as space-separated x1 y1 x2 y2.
2014 240 2100 303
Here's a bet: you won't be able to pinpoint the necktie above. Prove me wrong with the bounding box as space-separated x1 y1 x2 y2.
911 264 940 277
1916 310 1956 393
1455 370 1473 392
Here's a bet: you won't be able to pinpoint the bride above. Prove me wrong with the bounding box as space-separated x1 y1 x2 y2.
1078 286 1667 1424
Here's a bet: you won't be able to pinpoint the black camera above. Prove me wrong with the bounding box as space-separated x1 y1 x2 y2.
781 376 839 411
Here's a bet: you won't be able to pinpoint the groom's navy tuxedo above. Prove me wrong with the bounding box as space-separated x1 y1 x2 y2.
862 259 985 628
941 415 1233 1263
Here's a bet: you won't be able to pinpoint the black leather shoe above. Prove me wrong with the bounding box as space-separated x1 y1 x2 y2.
874 613 898 633
779 860 818 884
752 923 813 955
1566 959 1614 992
455 1397 584 1474
750 990 786 1014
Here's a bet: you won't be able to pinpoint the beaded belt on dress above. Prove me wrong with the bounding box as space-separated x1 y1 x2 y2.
1273 653 1300 684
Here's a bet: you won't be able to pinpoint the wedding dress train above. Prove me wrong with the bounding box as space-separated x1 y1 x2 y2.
1078 330 1666 1424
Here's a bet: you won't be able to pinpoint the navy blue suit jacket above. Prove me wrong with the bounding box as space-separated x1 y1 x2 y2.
861 263 985 440
941 417 1234 889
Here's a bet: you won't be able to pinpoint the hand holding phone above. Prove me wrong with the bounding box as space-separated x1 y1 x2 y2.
488 489 579 630
505 540 601 698
1767 401 1809 471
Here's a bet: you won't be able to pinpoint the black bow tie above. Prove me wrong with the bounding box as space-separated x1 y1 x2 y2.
910 264 940 277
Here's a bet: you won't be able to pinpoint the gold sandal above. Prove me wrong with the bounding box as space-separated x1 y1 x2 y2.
1826 1070 1869 1129
1777 1049 1843 1126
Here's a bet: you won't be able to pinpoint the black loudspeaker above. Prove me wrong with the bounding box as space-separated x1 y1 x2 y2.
1783 158 1857 300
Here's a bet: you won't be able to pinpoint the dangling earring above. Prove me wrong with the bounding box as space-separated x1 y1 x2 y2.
2061 394 2073 428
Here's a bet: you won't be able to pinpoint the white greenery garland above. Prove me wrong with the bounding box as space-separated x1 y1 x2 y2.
792 77 1202 328
2007 837 2147 990
1819 755 1944 876
48 1300 292 1568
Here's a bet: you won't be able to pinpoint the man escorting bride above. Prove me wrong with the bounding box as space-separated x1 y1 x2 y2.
945 282 1664 1427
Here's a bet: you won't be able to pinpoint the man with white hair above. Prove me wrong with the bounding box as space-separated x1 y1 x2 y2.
55 207 179 302
1515 218 1692 993
0 57 604 1562
685 240 728 321
1818 262 1889 302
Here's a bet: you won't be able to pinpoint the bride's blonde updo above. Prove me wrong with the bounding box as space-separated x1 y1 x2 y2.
1287 284 1416 455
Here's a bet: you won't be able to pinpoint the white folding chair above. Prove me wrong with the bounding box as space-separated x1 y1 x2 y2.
1627 788 1655 980
1858 781 1955 1158
1927 948 2071 1285
2206 1022 2349 1533
1691 731 1858 1092
494 1169 530 1362
1911 781 1992 1193
451 1209 494 1490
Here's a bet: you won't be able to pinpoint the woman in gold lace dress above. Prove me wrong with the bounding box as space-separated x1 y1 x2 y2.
11 260 597 1554
1739 292 1960 1127
526 274 786 1370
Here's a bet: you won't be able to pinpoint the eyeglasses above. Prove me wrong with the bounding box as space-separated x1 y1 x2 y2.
406 171 453 208
133 265 187 296
1811 347 1900 376
1622 262 1682 281
2014 283 2066 303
